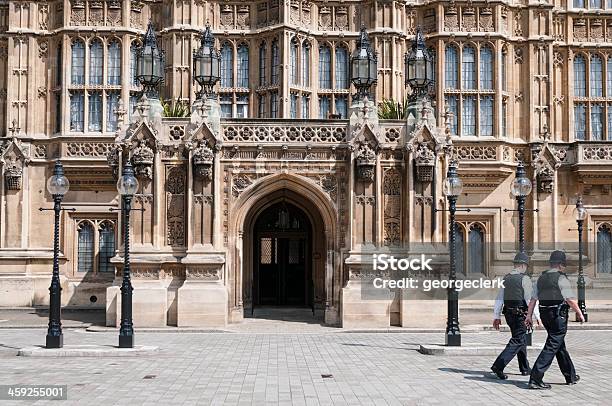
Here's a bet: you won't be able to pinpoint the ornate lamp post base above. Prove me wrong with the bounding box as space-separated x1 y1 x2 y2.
445 333 461 347
119 334 134 349
46 334 63 349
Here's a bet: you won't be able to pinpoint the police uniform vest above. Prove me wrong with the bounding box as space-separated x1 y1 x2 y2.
503 273 527 308
537 271 565 306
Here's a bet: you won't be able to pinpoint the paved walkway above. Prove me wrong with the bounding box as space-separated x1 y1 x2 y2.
0 327 610 405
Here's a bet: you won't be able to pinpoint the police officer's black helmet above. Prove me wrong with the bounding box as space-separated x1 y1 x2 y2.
513 252 529 265
549 250 567 266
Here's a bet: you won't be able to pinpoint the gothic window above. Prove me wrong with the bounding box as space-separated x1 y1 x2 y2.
597 224 612 274
335 96 348 119
480 46 493 90
302 95 310 118
76 219 117 275
501 49 507 91
271 40 280 85
290 93 298 118
462 45 476 89
445 45 458 89
319 95 330 118
455 221 488 276
89 39 103 85
237 44 249 88
301 42 310 87
107 92 120 132
590 0 603 8
130 42 139 86
573 53 612 140
258 94 266 118
71 40 85 85
259 43 267 86
270 91 278 118
574 0 585 6
107 40 121 85
502 102 508 136
77 222 94 273
220 94 232 118
290 39 298 86
236 95 249 118
591 55 603 97
444 43 497 137
335 47 349 89
88 92 102 132
70 92 84 131
319 45 331 89
220 43 233 88
98 222 115 273
574 56 586 97
56 44 63 86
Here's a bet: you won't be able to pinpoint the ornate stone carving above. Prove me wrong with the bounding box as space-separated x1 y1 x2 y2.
384 127 402 143
38 40 48 58
236 5 250 29
3 154 23 191
166 166 186 247
444 3 458 32
583 146 612 161
335 6 348 30
317 174 337 202
536 164 554 193
192 143 214 180
479 7 493 32
39 3 49 30
186 268 221 280
514 9 523 36
34 144 47 159
70 0 86 25
414 142 435 182
574 19 587 41
456 145 497 161
383 168 401 247
319 6 331 30
462 6 476 32
224 124 346 143
355 144 376 182
232 174 253 196
131 143 154 179
221 4 234 29
67 142 113 158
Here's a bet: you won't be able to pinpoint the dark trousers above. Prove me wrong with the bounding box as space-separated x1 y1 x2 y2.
530 307 577 383
492 311 530 373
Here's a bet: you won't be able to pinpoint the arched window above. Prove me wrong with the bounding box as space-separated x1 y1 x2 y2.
130 42 139 86
597 225 612 274
77 222 94 273
455 224 465 275
290 39 298 85
271 40 280 85
445 45 458 89
107 40 121 85
480 96 494 136
574 103 587 140
107 92 119 132
574 55 586 97
71 40 85 85
501 49 507 91
591 103 604 140
70 92 84 131
89 92 102 132
607 57 612 97
462 96 476 135
89 39 103 85
237 44 249 88
462 45 476 90
301 42 310 87
480 46 493 90
259 43 267 86
98 222 115 272
220 43 233 88
319 45 331 89
319 95 330 118
335 96 348 119
590 55 603 97
335 47 349 89
468 225 485 274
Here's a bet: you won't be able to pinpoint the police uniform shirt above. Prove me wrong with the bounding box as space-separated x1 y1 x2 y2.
531 269 576 301
493 269 540 319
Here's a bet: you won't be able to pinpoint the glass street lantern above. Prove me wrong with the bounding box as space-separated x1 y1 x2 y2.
405 27 434 97
47 160 70 197
117 162 139 197
443 161 463 197
193 25 221 99
574 197 587 221
511 161 533 198
137 21 165 98
351 26 378 101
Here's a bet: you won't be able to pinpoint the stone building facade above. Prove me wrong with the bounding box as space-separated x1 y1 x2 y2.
0 0 611 328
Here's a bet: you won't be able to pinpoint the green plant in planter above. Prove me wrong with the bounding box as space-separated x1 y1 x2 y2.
378 97 409 120
161 98 191 117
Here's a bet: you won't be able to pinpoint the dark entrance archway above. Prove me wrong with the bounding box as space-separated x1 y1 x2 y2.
252 201 312 310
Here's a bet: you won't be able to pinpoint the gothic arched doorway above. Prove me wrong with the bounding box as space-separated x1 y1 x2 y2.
252 201 312 309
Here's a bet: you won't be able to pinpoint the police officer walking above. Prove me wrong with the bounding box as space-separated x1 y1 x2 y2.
490 252 539 380
526 250 585 389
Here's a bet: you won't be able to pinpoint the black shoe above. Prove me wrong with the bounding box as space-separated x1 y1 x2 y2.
520 368 531 376
491 367 508 380
566 375 580 385
528 380 552 390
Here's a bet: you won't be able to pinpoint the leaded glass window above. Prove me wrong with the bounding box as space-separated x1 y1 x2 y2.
462 96 476 135
107 92 119 132
220 44 233 88
89 40 103 85
77 222 94 273
468 225 485 274
107 41 121 85
462 46 476 90
301 42 310 87
237 44 249 88
574 55 586 97
598 225 612 274
319 95 330 118
290 93 298 118
290 40 298 86
271 40 280 85
591 55 603 97
480 46 493 90
335 96 348 119
98 222 115 273
479 96 494 136
259 43 267 86
71 40 85 85
445 96 458 135
445 45 458 89
591 103 604 140
70 92 84 131
335 47 349 89
575 103 587 140
88 92 102 132
319 45 331 89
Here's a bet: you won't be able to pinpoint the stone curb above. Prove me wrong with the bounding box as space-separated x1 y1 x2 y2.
18 345 160 357
418 343 545 356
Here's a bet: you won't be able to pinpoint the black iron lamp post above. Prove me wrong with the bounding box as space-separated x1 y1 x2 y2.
404 27 434 99
193 25 221 100
44 160 70 349
136 21 165 98
117 162 139 348
443 160 463 347
510 161 533 254
574 196 588 322
350 26 378 101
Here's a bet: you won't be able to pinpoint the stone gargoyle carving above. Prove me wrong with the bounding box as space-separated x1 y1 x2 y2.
192 143 214 180
355 143 377 182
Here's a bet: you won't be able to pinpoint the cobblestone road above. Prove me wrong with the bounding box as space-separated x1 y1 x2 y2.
0 328 610 406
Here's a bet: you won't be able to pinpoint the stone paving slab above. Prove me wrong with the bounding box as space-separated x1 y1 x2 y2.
418 343 545 356
18 344 159 357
